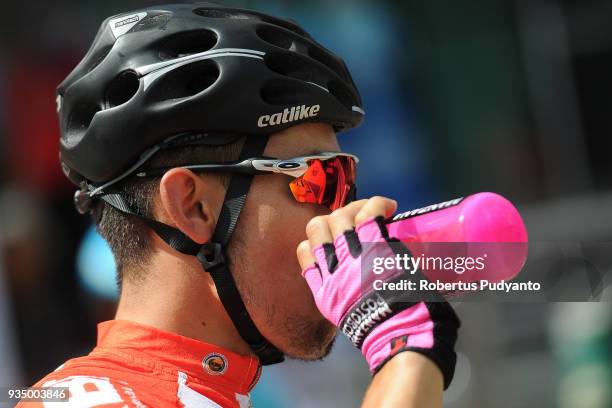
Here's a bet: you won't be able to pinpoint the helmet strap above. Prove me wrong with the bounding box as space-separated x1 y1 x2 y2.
199 133 285 365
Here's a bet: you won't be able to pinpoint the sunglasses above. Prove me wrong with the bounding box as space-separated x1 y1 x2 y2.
134 152 358 211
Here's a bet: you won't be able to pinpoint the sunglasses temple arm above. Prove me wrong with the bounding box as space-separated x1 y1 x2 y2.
134 159 261 178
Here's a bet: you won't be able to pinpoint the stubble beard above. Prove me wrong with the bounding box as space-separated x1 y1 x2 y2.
228 240 337 361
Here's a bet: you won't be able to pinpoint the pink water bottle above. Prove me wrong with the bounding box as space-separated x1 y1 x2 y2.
385 193 528 286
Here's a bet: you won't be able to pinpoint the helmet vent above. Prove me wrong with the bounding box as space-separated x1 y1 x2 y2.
265 52 328 91
259 16 306 37
328 79 356 110
148 60 220 101
158 30 218 60
256 25 299 50
308 46 347 81
105 70 140 108
261 79 309 105
193 8 253 19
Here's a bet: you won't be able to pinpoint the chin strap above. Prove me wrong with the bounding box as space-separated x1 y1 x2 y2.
196 134 284 365
98 134 284 365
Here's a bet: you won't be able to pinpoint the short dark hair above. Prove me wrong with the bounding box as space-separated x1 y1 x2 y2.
92 137 245 287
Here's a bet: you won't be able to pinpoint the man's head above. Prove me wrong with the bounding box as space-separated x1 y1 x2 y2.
57 3 363 363
94 122 339 359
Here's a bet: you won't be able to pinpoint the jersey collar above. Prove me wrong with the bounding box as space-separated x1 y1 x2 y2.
94 320 262 394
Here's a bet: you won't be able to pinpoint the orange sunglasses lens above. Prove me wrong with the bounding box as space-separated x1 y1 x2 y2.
289 156 356 210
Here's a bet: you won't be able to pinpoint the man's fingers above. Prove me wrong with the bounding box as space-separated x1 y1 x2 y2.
298 240 323 292
306 215 333 249
354 196 397 226
297 240 316 270
303 196 396 262
328 199 368 239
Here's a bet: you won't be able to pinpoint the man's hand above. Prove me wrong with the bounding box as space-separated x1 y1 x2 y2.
297 196 460 407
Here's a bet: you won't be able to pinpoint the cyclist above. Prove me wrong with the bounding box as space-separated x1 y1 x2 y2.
19 3 459 407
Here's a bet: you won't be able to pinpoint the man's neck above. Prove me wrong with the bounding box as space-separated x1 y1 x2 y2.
114 258 253 357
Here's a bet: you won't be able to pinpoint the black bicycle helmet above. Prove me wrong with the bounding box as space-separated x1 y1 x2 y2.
58 2 363 186
57 2 364 365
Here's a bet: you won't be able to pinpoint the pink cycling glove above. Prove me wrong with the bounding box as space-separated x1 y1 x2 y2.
302 216 460 389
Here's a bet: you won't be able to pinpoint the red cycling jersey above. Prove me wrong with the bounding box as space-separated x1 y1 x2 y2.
17 320 262 407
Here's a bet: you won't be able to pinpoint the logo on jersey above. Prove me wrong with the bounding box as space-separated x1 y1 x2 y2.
203 353 228 375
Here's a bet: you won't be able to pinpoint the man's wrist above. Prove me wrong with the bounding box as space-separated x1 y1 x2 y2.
362 351 444 408
361 302 433 371
361 301 459 389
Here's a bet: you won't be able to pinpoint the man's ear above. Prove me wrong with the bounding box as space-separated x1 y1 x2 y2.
158 168 217 244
